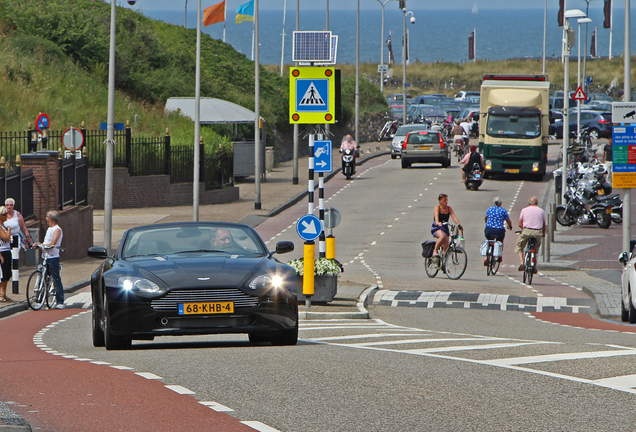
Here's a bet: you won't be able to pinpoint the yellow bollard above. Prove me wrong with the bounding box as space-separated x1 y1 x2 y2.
303 242 315 296
326 235 335 259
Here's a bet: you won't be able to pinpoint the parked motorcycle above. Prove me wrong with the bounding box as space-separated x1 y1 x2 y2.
378 120 399 141
556 181 612 228
465 163 483 191
340 148 356 180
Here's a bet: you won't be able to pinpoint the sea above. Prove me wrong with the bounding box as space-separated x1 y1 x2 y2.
142 7 635 66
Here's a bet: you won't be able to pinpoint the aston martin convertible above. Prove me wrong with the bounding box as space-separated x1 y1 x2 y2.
88 222 298 350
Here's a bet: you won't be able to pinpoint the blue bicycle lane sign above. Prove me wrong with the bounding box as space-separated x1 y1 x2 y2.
296 214 323 242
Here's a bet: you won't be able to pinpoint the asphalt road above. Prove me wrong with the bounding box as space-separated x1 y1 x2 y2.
2 149 634 431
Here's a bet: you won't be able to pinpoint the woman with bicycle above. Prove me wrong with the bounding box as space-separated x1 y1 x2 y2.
431 194 463 259
0 207 12 302
484 197 512 265
33 211 65 309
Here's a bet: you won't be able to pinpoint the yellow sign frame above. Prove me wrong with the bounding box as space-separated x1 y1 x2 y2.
289 67 335 124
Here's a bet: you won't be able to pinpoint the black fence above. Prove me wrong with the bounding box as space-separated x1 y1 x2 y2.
0 163 34 221
59 153 89 210
0 126 233 190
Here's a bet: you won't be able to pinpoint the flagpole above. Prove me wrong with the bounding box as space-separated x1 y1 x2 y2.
280 0 287 76
254 0 261 210
223 0 226 42
193 0 202 221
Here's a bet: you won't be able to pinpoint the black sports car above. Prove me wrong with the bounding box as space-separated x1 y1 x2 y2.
88 222 298 350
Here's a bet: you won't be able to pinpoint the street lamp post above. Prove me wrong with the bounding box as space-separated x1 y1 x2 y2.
562 9 586 203
376 0 392 94
402 7 415 125
576 17 592 143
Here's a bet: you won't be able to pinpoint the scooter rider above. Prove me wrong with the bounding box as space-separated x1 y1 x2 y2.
460 145 484 182
340 134 358 172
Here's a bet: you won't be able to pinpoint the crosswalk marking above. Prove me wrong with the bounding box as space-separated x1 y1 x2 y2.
483 349 636 366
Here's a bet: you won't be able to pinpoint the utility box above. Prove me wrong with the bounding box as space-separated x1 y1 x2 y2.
233 140 266 178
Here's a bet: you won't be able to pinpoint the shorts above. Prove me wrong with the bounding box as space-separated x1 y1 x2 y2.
0 250 11 281
515 229 543 254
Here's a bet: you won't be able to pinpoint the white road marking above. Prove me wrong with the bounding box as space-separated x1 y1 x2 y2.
136 372 163 380
199 401 234 412
240 421 282 432
165 385 195 395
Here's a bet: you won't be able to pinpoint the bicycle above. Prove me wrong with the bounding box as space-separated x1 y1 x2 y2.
484 238 502 276
26 244 64 310
425 223 467 280
515 231 538 285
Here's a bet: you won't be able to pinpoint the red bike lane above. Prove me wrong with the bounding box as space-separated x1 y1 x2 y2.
0 310 255 432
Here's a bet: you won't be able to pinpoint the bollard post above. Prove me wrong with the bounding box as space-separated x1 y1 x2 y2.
549 203 556 243
545 214 551 263
303 242 315 307
11 235 19 295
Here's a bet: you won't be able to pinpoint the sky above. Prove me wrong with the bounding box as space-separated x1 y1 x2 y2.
123 0 611 12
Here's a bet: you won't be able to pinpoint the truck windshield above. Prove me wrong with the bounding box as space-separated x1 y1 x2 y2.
486 114 541 139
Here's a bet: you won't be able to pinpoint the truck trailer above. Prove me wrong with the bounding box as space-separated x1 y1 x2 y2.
479 74 550 179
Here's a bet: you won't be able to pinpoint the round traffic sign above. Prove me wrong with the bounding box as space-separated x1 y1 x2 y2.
324 208 341 229
35 113 50 133
296 214 323 242
62 127 85 150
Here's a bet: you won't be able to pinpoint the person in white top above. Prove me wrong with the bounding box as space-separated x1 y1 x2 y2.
33 210 64 308
0 207 13 302
4 198 32 249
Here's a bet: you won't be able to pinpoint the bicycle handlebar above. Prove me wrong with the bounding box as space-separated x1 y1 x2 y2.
32 243 65 252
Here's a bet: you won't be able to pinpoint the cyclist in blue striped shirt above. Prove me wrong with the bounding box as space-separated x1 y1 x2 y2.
484 197 512 264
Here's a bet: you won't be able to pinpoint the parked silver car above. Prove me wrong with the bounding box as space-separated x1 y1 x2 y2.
400 130 451 169
390 124 431 159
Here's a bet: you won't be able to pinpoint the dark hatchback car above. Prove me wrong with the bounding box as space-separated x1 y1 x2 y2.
88 222 299 350
550 110 612 139
401 130 450 169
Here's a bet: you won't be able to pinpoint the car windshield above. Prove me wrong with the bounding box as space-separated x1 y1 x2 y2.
121 224 266 258
486 114 541 139
396 125 429 136
407 132 440 144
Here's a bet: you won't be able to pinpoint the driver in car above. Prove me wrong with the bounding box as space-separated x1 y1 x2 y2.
212 228 233 249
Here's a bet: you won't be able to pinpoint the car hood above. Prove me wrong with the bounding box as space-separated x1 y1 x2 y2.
131 255 268 288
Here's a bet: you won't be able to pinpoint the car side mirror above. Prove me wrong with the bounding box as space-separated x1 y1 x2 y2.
88 246 109 259
274 241 294 255
619 252 629 266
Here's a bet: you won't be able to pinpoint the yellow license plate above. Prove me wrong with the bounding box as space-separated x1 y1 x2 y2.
417 146 432 150
505 169 520 173
597 189 604 195
179 301 234 315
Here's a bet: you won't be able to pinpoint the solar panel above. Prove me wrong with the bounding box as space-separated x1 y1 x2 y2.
292 31 332 63
314 35 338 66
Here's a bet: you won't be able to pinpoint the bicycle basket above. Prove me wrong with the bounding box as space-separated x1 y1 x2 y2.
455 236 465 249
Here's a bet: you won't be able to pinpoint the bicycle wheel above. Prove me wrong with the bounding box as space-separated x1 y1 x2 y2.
425 256 439 278
444 247 467 280
490 254 500 276
524 252 534 285
486 247 492 276
26 270 46 310
45 275 57 309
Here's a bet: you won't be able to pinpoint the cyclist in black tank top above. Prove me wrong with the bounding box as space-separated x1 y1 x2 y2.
431 194 463 257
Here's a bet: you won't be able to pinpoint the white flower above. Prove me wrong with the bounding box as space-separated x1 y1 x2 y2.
287 257 343 276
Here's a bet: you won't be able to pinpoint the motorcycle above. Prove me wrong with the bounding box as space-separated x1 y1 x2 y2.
556 182 612 228
453 135 465 162
340 148 356 180
465 163 483 191
378 120 399 141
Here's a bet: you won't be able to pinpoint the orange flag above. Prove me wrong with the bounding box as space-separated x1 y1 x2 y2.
203 0 225 27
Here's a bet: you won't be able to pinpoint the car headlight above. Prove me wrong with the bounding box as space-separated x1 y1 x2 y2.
249 274 284 290
118 276 162 294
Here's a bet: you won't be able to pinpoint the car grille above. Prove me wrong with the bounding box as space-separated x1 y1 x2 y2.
150 289 260 311
491 147 533 157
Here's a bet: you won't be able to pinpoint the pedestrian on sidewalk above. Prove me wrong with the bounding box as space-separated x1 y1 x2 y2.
4 198 32 249
33 211 65 309
0 207 13 302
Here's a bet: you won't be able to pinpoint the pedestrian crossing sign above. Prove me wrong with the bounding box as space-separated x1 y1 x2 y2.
290 67 336 124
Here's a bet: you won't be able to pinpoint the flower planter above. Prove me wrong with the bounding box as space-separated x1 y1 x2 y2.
296 275 338 303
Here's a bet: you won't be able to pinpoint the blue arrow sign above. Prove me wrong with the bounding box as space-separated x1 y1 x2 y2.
314 140 332 173
296 214 323 242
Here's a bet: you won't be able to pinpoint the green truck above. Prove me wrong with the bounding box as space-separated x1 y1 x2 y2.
479 74 550 179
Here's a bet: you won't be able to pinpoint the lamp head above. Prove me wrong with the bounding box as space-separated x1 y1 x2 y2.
127 0 137 5
578 17 593 24
564 9 586 19
410 16 416 24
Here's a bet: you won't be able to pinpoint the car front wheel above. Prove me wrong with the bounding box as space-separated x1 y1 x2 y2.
629 287 636 324
104 291 132 350
271 322 298 346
